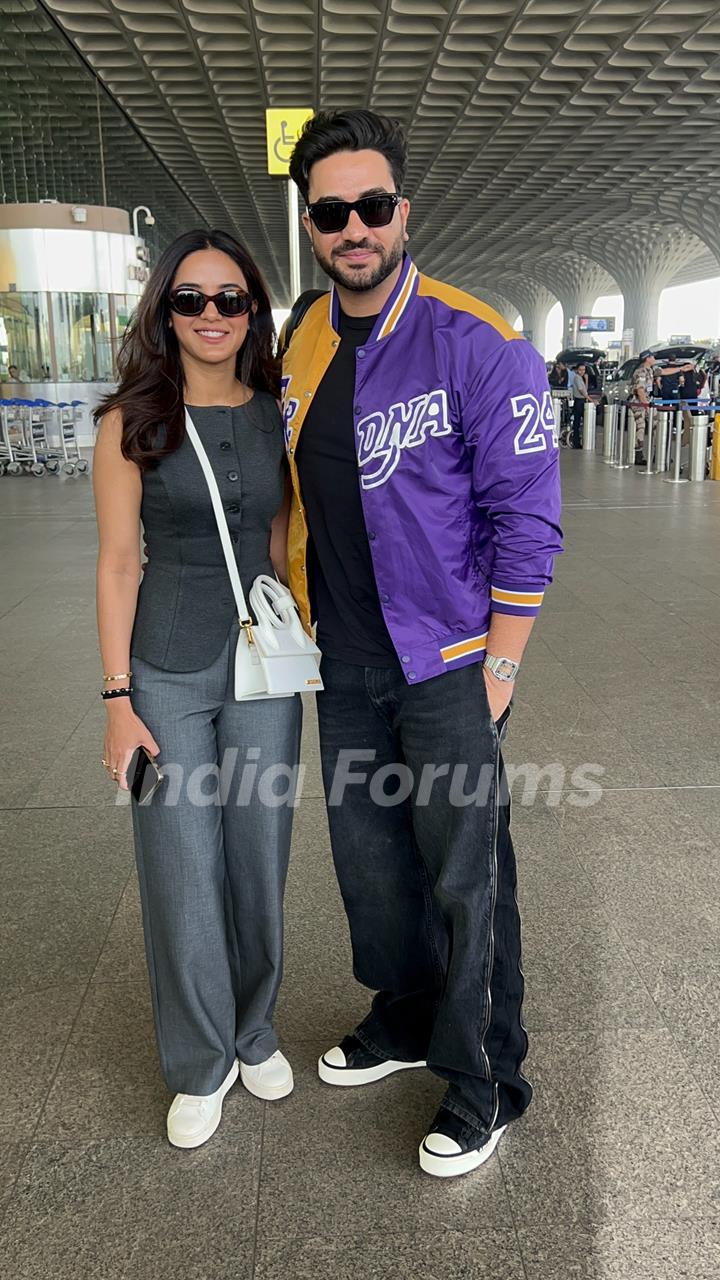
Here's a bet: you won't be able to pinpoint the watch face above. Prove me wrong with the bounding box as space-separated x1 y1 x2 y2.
497 659 516 679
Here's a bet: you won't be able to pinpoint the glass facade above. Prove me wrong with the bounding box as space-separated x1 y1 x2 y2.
111 294 136 366
113 295 136 342
0 291 139 385
0 292 51 382
52 292 114 382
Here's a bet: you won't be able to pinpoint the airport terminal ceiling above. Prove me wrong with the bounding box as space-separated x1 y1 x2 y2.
1 0 720 327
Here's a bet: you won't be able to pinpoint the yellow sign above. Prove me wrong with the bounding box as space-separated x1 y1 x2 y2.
711 412 720 480
266 108 314 176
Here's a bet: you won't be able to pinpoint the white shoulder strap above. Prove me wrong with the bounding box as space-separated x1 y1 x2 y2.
184 408 251 622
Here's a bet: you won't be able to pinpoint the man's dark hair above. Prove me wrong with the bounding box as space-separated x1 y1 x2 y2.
289 109 407 204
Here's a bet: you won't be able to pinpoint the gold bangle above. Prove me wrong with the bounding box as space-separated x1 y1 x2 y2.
103 671 133 683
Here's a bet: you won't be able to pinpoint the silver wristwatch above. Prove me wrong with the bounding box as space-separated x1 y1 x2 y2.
484 654 520 683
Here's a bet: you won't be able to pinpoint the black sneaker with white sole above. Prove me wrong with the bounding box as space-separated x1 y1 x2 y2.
318 1034 426 1087
419 1105 507 1178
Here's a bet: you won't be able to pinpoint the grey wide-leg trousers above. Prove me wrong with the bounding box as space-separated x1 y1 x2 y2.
130 626 302 1095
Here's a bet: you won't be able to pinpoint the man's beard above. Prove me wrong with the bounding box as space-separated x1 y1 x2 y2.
313 233 405 293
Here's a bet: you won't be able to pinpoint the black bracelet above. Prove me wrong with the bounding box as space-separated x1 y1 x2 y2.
101 687 133 700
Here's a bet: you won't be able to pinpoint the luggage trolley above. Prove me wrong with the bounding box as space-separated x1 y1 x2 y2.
54 400 89 475
0 399 19 475
0 397 89 476
27 398 62 474
0 398 47 475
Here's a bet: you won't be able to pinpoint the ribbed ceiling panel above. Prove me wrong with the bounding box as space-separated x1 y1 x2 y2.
0 0 718 305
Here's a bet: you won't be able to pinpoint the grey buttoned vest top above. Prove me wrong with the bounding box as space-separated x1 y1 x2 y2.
131 393 285 671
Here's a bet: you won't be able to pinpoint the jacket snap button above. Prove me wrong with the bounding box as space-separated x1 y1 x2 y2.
408 671 417 680
220 440 231 450
227 471 239 481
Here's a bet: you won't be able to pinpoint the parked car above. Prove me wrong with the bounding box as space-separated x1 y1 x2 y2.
605 344 711 404
555 347 607 394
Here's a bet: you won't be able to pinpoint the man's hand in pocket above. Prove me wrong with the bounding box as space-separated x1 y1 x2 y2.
483 666 513 725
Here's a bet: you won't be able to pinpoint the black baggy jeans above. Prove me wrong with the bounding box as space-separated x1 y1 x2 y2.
572 397 585 448
316 656 532 1132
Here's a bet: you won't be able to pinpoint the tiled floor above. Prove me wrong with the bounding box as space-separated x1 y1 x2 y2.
1 453 719 1279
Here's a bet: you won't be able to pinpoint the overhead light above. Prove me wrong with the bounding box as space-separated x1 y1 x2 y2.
71 206 88 223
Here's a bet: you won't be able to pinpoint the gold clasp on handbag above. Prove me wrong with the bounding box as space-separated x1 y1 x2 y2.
240 617 255 646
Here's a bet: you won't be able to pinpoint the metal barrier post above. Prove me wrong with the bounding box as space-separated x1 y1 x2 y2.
711 410 720 480
609 405 621 467
611 403 631 469
654 408 669 475
664 408 688 484
552 395 562 445
602 402 616 462
625 403 638 466
690 414 710 482
637 406 655 477
583 401 596 452
611 404 628 468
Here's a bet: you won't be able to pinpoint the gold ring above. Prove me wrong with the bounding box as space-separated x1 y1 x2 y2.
101 758 108 767
111 767 119 777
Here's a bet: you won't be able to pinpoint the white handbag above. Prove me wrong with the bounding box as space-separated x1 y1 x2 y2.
184 408 323 701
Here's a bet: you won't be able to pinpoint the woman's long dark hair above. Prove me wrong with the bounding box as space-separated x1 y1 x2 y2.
96 228 280 468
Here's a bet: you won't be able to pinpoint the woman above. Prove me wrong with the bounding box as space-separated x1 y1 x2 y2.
547 359 566 389
570 363 589 448
93 229 301 1149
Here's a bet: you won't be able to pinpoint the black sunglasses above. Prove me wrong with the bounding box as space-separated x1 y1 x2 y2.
306 193 402 235
168 288 254 318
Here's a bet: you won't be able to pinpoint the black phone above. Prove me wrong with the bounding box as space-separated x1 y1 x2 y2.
127 747 165 805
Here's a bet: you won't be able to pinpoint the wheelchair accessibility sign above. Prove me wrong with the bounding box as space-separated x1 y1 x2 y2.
266 109 314 175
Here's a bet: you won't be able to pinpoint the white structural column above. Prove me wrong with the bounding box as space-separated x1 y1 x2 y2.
610 230 709 353
544 260 613 349
657 187 720 276
480 289 520 328
499 280 558 354
516 253 616 350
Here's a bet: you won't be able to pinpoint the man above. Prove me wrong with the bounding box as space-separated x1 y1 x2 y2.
656 360 697 445
570 363 589 449
629 352 655 463
283 109 562 1178
631 353 695 463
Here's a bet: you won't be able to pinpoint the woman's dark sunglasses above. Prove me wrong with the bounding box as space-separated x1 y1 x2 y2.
306 193 402 235
168 288 254 318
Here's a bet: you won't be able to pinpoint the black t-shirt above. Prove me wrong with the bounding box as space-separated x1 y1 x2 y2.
295 309 398 667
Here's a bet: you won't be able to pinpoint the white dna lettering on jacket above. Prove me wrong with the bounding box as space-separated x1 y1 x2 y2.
356 389 452 490
280 374 300 449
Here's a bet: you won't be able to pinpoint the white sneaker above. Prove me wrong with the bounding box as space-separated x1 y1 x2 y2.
240 1050 294 1101
166 1060 239 1149
419 1104 508 1178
